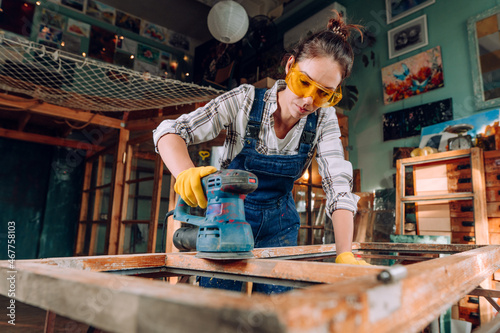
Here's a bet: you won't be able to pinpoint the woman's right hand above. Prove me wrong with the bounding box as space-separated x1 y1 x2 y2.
174 166 217 209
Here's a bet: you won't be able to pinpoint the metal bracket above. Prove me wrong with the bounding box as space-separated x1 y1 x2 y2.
368 265 408 323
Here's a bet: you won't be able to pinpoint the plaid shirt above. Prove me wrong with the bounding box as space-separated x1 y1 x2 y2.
153 80 359 215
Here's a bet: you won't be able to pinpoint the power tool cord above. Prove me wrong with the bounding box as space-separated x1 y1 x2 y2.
161 209 175 253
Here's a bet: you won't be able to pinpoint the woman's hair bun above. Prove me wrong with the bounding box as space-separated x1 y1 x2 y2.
326 10 362 42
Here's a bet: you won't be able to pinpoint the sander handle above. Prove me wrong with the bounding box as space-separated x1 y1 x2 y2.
173 197 206 226
173 169 258 226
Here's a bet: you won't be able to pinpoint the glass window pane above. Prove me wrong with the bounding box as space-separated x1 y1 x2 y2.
102 154 114 185
313 228 324 245
310 187 326 228
126 181 153 220
297 228 308 246
99 187 110 221
311 158 322 185
123 224 149 254
403 165 414 197
130 157 155 181
86 190 95 221
82 223 92 254
90 159 99 188
293 185 308 226
94 224 107 255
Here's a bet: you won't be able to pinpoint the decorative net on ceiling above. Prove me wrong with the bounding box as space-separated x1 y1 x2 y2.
0 36 224 112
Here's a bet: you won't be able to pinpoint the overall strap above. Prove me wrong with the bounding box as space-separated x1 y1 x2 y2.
298 111 318 153
244 88 267 141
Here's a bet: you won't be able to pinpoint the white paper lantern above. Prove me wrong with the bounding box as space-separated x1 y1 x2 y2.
207 1 249 44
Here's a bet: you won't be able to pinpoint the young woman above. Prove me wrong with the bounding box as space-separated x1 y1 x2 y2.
153 12 367 294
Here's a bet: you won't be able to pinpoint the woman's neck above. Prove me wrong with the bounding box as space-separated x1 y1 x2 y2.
274 90 299 139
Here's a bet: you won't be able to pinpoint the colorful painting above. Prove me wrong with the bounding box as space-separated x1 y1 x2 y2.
382 46 444 105
142 22 168 44
41 9 66 30
38 25 63 44
86 0 116 25
66 18 90 38
115 10 141 34
420 109 500 151
137 44 159 65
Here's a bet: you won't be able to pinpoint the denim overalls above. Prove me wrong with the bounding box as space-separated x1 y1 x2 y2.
199 88 318 294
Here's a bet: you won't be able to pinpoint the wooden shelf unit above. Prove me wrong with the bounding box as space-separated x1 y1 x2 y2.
395 148 488 245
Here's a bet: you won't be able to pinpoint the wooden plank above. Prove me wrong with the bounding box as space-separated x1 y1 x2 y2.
107 128 130 255
0 94 123 129
75 161 93 255
353 192 373 242
165 175 179 254
395 159 403 235
401 193 474 202
398 149 474 166
0 127 104 151
162 254 382 284
147 155 163 253
88 156 104 256
358 242 480 253
125 104 198 131
44 310 56 333
471 148 489 245
118 144 133 255
20 253 168 271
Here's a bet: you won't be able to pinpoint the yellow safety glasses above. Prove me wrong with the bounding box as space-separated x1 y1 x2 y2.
285 64 342 108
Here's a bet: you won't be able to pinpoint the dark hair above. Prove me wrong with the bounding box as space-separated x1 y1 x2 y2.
287 11 363 80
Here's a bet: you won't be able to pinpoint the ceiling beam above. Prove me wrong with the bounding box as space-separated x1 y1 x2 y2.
0 127 105 152
0 94 124 129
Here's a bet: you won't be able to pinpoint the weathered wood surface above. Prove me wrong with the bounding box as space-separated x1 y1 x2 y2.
1 244 499 333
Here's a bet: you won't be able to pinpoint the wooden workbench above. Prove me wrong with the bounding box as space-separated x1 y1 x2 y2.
1 243 499 332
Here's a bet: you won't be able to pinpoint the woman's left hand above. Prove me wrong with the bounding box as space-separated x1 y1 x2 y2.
335 252 370 265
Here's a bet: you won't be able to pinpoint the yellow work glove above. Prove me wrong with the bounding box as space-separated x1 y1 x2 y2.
174 166 217 209
335 252 370 265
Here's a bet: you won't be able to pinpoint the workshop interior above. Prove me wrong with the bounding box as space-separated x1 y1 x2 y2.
0 0 499 332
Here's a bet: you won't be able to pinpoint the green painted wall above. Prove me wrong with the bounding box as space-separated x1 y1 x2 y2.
0 138 84 259
344 0 500 191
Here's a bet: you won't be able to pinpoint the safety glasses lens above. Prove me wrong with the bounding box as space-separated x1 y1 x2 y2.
285 66 342 107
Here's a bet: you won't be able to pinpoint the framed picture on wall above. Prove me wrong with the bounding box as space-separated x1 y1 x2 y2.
386 0 435 24
388 15 428 59
382 46 444 105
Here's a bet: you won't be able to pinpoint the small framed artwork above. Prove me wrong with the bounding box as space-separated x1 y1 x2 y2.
386 0 435 24
388 15 428 59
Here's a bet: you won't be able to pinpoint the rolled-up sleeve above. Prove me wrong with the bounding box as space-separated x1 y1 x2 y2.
153 85 249 151
316 108 359 216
